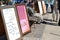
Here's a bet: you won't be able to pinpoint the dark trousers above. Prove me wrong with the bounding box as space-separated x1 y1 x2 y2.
46 4 54 13
57 0 60 13
58 19 60 26
51 5 54 13
58 5 60 13
46 4 48 10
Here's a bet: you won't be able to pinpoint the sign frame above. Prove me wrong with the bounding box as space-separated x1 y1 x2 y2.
15 4 31 35
0 5 22 40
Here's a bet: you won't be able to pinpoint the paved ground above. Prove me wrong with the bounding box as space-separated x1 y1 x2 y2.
23 23 46 40
41 25 60 40
23 13 60 40
23 23 60 40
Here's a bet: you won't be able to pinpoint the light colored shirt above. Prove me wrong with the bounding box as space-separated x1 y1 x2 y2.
44 0 55 5
50 0 55 5
12 0 17 4
44 0 49 4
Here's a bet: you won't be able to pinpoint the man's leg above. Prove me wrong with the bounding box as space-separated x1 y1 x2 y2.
46 4 48 11
51 5 54 13
56 10 59 22
58 19 60 26
52 10 56 21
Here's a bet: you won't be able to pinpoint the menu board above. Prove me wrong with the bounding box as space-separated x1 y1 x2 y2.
16 5 30 34
38 1 43 15
1 6 22 40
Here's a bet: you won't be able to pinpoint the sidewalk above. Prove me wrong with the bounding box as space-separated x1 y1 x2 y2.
23 23 60 40
41 25 60 40
23 13 60 40
23 24 46 40
43 13 58 25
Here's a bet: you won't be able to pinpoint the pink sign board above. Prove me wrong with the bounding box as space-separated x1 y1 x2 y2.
16 5 30 34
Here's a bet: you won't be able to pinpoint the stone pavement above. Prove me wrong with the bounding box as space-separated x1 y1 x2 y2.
41 25 60 40
23 23 60 40
23 23 46 40
23 13 60 40
43 13 58 25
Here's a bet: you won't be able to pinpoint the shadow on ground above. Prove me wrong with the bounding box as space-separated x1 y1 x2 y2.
42 19 59 26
